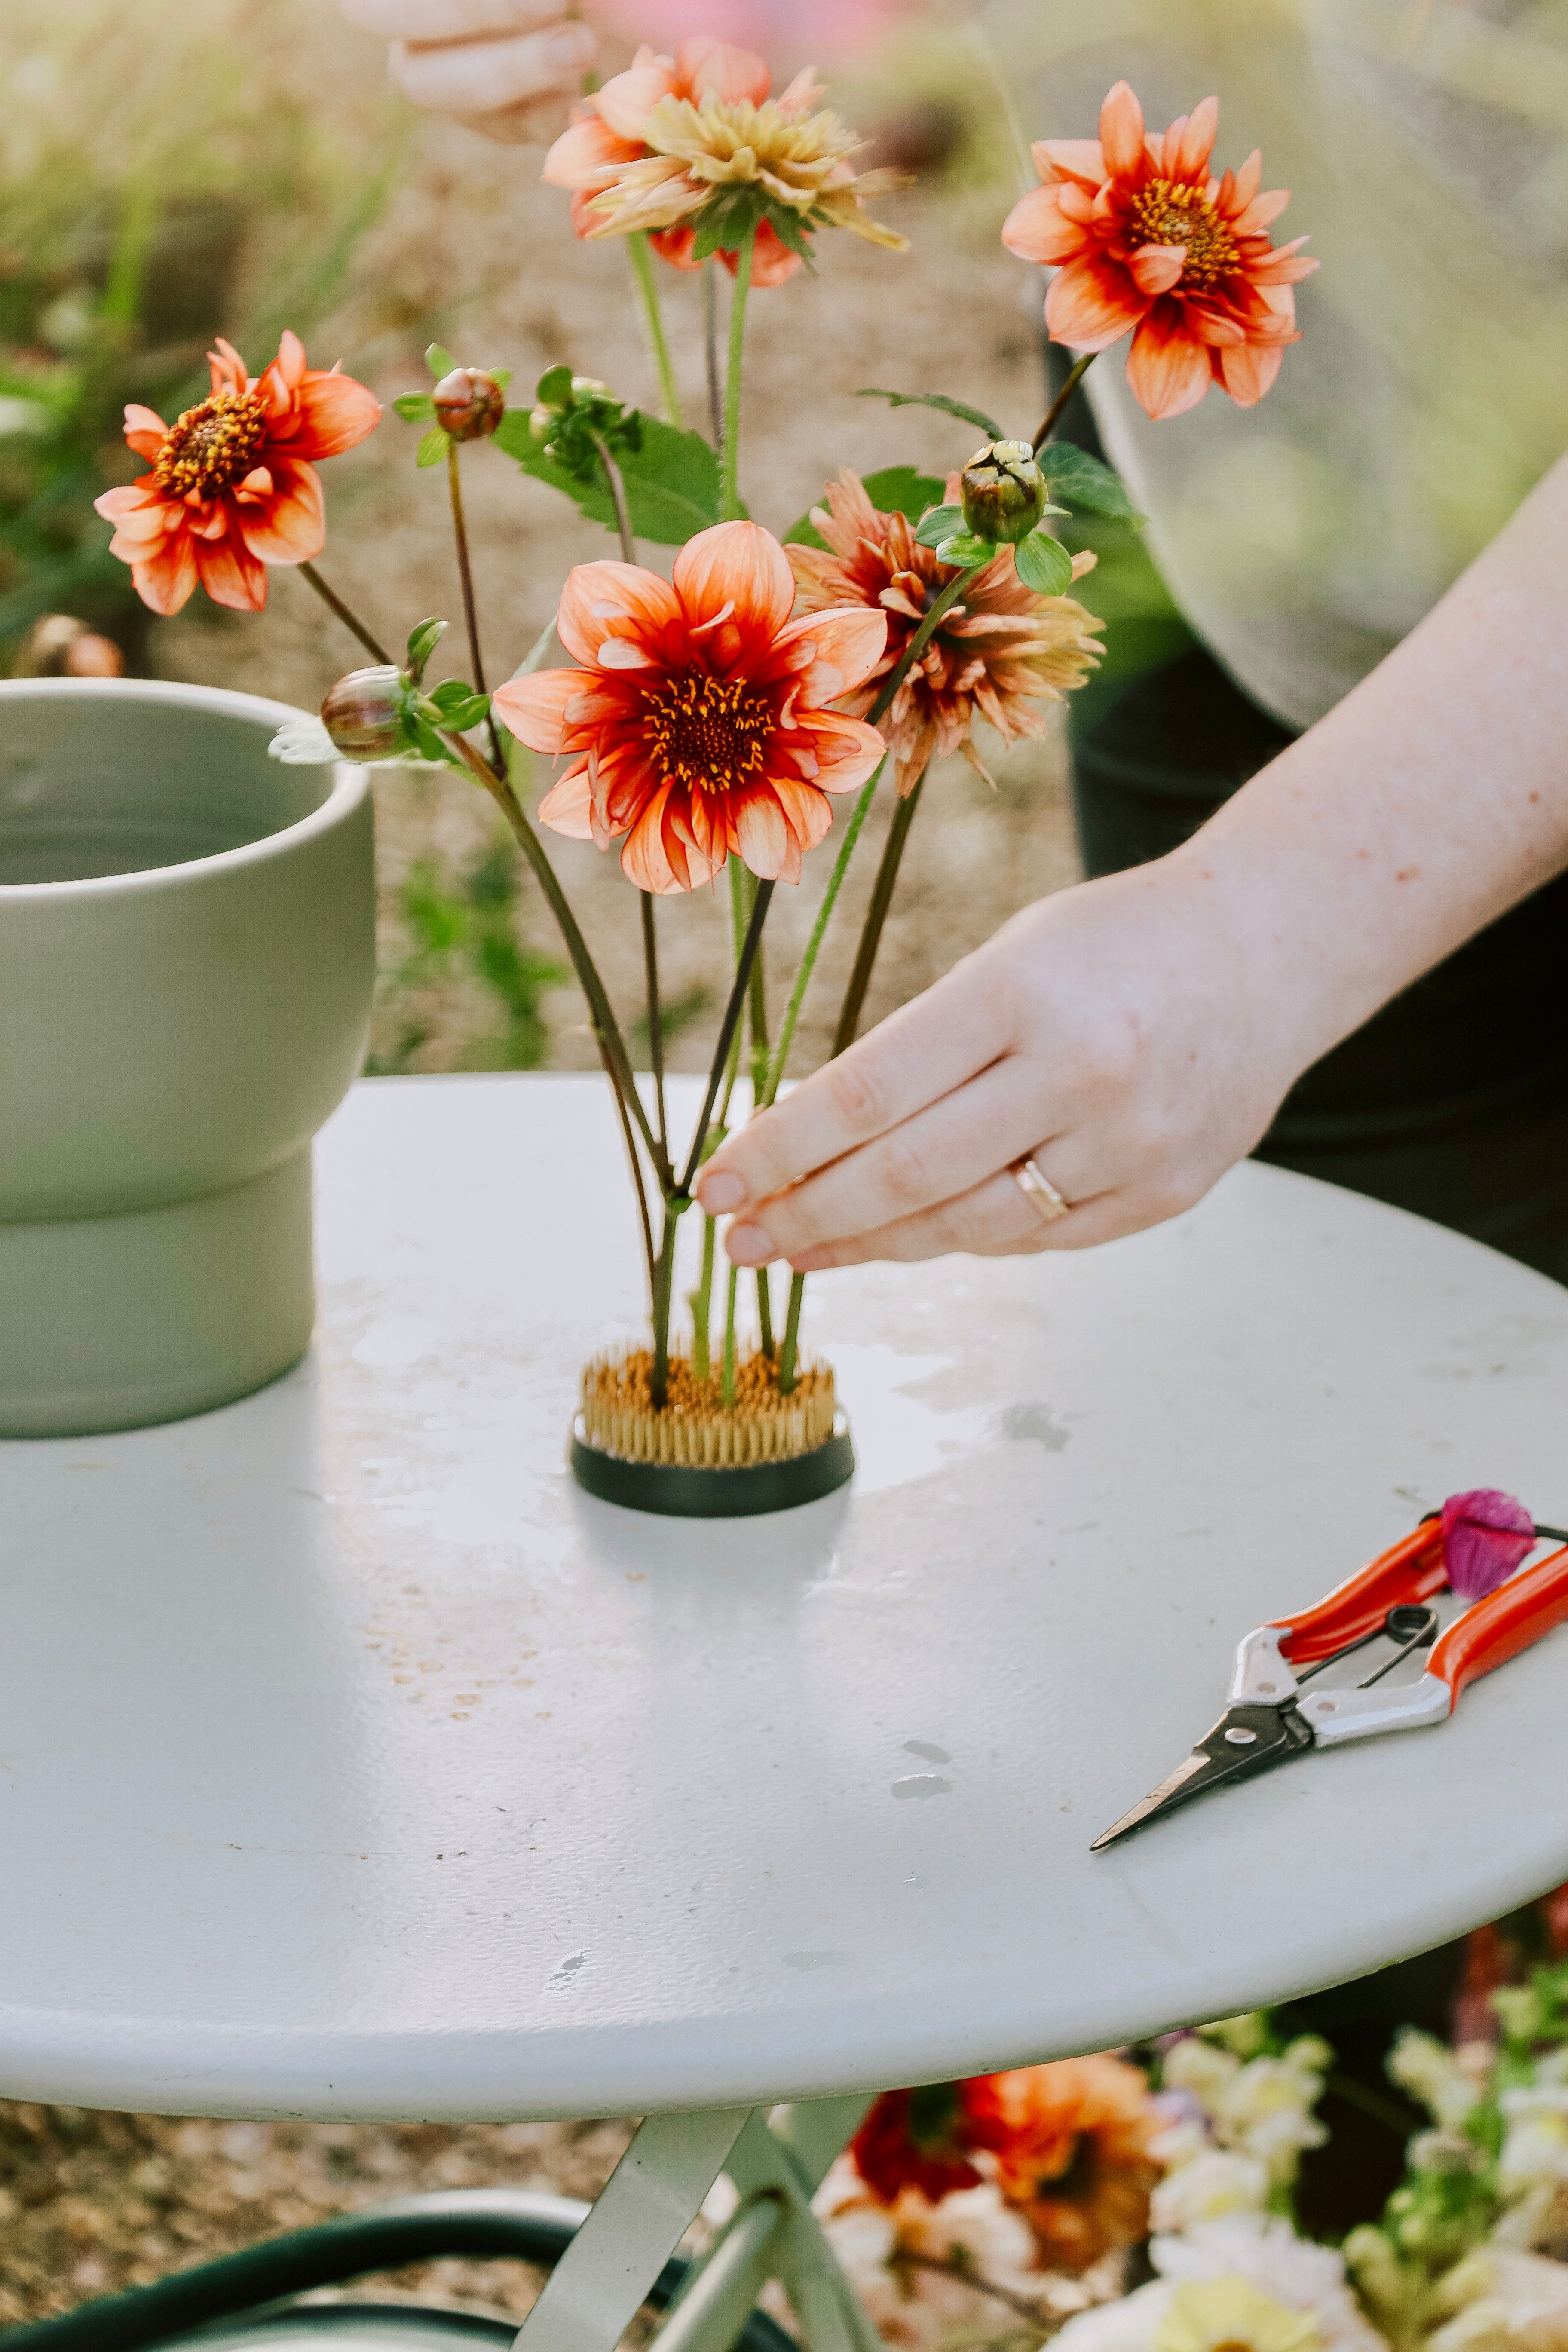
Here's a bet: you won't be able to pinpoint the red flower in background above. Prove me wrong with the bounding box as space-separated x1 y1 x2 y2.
848 2056 1161 2273
1001 81 1317 420
544 38 810 286
94 333 380 615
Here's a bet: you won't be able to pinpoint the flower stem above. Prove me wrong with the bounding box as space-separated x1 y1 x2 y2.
587 426 636 565
721 1261 739 1407
689 1207 717 1379
866 565 978 731
702 262 722 447
297 562 390 665
445 442 505 773
777 1268 805 1395
627 232 683 429
719 226 755 521
832 770 925 1056
760 755 885 1108
641 888 667 1164
677 876 773 1196
1032 349 1097 451
650 1204 681 1410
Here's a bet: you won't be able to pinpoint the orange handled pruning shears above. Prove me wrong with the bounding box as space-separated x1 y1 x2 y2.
1091 1507 1568 1851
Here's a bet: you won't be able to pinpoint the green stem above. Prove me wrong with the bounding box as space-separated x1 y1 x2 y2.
703 261 722 447
866 567 979 731
778 1269 805 1395
760 756 885 1107
651 1207 680 1411
677 878 773 1197
689 1210 718 1380
1032 349 1097 451
719 225 755 521
721 1261 739 1407
640 889 667 1165
445 442 505 775
587 426 635 565
756 1269 774 1358
833 772 924 1056
296 561 390 665
627 232 683 429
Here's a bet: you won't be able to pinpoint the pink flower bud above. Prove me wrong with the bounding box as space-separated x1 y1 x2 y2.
432 368 505 442
321 667 406 761
1441 1489 1535 1601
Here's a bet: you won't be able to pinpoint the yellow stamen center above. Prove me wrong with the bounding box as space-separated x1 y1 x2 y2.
1125 179 1240 291
154 388 270 499
643 669 773 794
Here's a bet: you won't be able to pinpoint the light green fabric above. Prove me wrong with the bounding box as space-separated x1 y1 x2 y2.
985 0 1568 727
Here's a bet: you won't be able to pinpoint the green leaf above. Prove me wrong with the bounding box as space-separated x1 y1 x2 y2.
913 502 965 549
425 343 456 379
1038 441 1146 526
393 392 436 423
411 715 456 767
407 617 447 677
692 187 763 263
535 363 573 408
760 201 812 260
784 467 947 550
491 369 513 392
934 530 994 568
497 409 723 546
857 388 1003 440
430 692 491 732
416 426 450 469
1013 528 1075 595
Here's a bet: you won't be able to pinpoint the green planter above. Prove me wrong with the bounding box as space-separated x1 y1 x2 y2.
0 678 374 1437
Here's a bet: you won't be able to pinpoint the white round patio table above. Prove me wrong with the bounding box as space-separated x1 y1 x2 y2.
6 1073 1568 2352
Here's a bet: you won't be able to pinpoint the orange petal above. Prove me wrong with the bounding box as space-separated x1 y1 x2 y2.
494 667 602 754
233 457 325 564
1097 82 1146 181
1031 138 1105 190
130 535 199 616
731 784 790 881
1217 338 1284 407
768 773 834 855
776 64 825 115
123 404 168 459
1161 96 1217 182
288 371 382 460
677 37 771 105
622 781 683 894
544 113 643 190
1125 309 1213 419
769 604 888 702
650 224 702 270
557 559 682 668
794 711 887 791
208 338 248 397
673 521 794 649
1233 186 1292 236
195 527 269 612
1229 151 1263 212
1128 243 1187 296
595 57 678 141
1045 252 1148 350
94 481 165 528
1001 184 1087 266
737 220 805 287
538 763 596 840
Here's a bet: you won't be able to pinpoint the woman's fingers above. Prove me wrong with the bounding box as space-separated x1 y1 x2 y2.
695 954 1017 1218
781 1168 1130 1271
723 1057 1055 1266
388 18 594 113
343 0 567 34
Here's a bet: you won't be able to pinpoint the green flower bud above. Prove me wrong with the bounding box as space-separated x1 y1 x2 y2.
432 367 505 442
959 439 1047 545
321 666 407 762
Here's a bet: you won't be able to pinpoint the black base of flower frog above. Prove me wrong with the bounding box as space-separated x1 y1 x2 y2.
568 1416 856 1519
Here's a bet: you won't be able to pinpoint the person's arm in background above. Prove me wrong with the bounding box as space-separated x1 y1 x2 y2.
340 0 597 143
695 449 1568 1268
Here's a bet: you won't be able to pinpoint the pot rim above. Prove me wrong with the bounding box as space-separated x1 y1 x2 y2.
0 676 368 903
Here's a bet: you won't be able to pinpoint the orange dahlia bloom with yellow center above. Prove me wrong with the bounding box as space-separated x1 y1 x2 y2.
493 520 887 895
787 470 1102 798
1001 81 1318 420
94 332 381 615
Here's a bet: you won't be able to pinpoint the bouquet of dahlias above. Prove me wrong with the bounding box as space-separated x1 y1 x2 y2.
95 61 1314 1510
796 1899 1568 2352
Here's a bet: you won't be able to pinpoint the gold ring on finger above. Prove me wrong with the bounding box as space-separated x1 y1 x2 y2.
1011 1157 1071 1223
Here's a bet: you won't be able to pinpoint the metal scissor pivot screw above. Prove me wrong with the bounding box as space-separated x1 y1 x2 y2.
1225 1727 1258 1745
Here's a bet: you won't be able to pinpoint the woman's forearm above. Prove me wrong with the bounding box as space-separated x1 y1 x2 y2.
1183 447 1568 1074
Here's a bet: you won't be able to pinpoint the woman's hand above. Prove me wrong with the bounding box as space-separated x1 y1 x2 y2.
340 0 597 143
693 851 1321 1269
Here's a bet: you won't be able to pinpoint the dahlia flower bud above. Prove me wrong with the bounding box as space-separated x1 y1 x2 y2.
432 367 505 442
321 667 408 762
959 440 1047 545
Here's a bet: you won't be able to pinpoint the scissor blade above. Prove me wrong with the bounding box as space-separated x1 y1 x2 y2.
1090 1703 1311 1852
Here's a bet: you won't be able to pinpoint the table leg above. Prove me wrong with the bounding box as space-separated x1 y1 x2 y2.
508 2095 879 2352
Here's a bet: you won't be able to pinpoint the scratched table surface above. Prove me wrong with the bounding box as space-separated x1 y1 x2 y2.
5 1072 1568 2124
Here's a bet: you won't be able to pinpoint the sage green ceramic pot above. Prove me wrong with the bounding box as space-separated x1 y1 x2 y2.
0 678 374 1437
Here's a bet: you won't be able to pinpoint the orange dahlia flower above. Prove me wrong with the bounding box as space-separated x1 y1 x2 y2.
94 333 381 616
787 469 1102 797
493 520 887 895
962 2058 1161 2272
1001 81 1318 420
544 39 811 286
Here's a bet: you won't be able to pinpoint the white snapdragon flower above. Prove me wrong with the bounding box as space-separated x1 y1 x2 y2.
1152 2215 1389 2352
1499 2088 1568 2197
1427 2244 1568 2352
1389 2029 1483 2134
1164 2039 1243 2113
1151 2150 1271 2233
